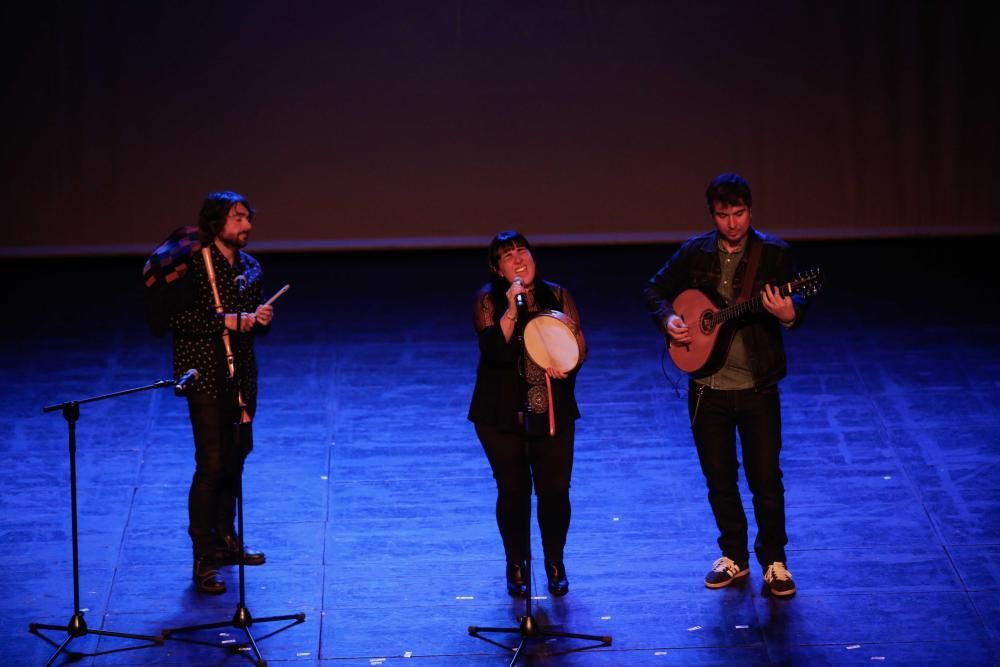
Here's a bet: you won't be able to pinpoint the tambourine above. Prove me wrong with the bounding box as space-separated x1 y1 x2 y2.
523 309 584 374
522 310 583 436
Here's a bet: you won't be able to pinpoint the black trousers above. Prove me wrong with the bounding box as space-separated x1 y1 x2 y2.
688 382 788 567
187 393 254 559
475 422 574 564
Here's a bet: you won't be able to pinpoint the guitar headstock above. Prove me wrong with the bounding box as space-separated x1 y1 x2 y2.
790 267 823 297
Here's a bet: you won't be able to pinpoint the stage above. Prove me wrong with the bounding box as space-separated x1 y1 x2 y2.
0 238 997 665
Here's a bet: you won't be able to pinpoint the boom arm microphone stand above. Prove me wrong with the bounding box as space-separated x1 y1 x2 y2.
29 379 175 666
160 303 304 667
467 306 611 665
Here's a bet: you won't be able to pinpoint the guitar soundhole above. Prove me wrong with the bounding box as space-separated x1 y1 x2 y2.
699 310 714 335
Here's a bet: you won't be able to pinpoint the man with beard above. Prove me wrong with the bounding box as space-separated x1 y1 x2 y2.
170 191 274 594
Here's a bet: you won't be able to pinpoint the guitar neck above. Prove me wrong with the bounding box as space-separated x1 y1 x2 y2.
716 281 795 324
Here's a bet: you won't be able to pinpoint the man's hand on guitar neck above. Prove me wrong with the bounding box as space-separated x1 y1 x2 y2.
761 284 795 325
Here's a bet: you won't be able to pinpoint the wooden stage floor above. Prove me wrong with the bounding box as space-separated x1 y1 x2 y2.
0 238 997 665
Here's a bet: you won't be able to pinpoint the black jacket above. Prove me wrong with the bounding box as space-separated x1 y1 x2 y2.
643 228 806 388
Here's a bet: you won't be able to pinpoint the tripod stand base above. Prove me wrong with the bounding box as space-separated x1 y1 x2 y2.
30 611 163 667
161 606 306 667
469 613 612 666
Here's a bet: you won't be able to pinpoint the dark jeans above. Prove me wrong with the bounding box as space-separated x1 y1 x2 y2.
187 393 254 559
688 382 787 566
475 422 574 563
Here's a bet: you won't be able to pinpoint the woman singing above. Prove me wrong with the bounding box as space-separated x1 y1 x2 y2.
468 231 586 597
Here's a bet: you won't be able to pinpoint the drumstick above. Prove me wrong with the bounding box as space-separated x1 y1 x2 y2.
263 284 290 306
546 374 555 437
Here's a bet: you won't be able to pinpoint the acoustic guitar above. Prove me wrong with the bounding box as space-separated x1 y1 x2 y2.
668 268 822 374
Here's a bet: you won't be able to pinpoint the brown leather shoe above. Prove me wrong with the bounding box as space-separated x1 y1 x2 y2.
193 556 225 594
214 534 266 566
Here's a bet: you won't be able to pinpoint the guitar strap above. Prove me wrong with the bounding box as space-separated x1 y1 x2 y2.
737 236 763 304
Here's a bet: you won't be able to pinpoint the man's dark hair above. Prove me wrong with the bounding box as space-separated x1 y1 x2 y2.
705 173 752 211
198 191 255 242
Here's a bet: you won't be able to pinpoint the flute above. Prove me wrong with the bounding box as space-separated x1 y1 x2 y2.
201 246 251 423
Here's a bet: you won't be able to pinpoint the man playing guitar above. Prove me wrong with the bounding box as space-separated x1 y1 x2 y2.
643 173 810 598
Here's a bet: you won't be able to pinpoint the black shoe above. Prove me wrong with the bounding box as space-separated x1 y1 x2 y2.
544 560 569 597
193 556 226 594
763 562 796 597
704 556 749 589
214 534 266 566
506 561 528 597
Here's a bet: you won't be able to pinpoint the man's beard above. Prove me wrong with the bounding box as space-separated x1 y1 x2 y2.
218 231 248 249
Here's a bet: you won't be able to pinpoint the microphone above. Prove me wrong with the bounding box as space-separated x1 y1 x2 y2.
514 276 526 311
174 368 199 396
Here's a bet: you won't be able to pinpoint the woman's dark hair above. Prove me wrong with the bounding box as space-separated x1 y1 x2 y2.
486 230 531 273
485 230 560 316
705 173 752 211
198 191 255 242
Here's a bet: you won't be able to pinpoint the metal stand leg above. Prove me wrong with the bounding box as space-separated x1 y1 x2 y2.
161 419 305 666
30 399 167 665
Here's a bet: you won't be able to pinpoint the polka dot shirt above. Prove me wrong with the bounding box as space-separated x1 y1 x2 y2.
170 244 266 405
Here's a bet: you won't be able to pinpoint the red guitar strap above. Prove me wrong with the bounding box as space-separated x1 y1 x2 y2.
737 236 763 304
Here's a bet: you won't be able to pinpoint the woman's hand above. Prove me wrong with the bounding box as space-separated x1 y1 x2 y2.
505 278 527 311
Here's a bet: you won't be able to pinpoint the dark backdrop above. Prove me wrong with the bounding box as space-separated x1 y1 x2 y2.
2 1 997 256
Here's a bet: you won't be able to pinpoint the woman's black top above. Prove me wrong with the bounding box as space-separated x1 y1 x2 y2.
467 280 584 435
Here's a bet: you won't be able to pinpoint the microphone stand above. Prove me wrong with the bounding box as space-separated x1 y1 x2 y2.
468 307 611 665
161 308 304 667
29 379 174 666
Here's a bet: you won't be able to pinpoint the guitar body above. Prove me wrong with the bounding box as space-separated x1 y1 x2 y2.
665 268 822 375
668 289 735 374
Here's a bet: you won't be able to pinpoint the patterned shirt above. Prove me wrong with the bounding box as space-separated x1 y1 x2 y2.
169 243 265 406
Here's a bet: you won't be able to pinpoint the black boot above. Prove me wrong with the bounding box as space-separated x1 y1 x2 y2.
544 560 569 596
193 555 225 594
506 560 529 597
215 534 266 566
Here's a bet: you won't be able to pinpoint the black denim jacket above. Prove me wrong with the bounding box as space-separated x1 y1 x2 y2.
643 228 807 388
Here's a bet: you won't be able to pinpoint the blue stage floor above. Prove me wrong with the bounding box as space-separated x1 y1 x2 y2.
0 238 997 665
